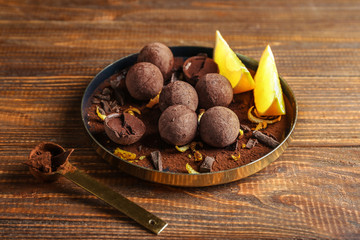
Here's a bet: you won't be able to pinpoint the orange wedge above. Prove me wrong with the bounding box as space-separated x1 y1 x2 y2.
254 45 286 116
213 30 255 93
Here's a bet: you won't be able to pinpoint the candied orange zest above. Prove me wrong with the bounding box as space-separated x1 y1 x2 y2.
197 109 205 123
175 145 190 152
186 163 199 174
113 147 137 160
231 153 241 161
96 106 106 121
146 92 161 108
124 106 141 116
248 106 281 124
239 129 244 139
254 122 268 131
194 151 203 161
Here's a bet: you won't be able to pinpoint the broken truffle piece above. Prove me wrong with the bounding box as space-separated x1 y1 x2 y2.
183 55 219 86
199 156 215 173
137 42 174 80
199 106 240 148
253 130 280 148
158 105 198 146
245 138 258 149
125 62 164 101
159 80 199 112
104 113 146 145
150 151 163 171
195 73 233 109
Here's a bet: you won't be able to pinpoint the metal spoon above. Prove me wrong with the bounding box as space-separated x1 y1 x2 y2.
25 142 168 235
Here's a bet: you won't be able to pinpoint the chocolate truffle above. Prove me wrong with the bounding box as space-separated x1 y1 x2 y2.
125 62 163 101
183 55 219 86
104 113 146 145
159 81 198 112
25 142 74 182
195 73 233 109
137 42 174 80
199 106 240 148
158 105 198 146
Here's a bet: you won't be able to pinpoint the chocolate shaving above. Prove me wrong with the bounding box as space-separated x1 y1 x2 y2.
95 93 111 101
150 151 163 171
241 124 251 133
102 87 112 95
110 75 126 106
225 140 238 151
199 156 215 173
101 100 112 114
245 138 258 149
253 130 280 148
91 98 101 104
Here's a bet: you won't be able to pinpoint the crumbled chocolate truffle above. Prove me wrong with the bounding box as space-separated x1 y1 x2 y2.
25 142 74 182
158 105 198 146
104 113 146 145
125 62 163 101
199 106 240 148
159 80 199 112
183 55 219 86
195 73 233 109
137 42 174 80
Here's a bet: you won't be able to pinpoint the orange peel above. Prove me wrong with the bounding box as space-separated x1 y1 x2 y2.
186 163 199 174
248 106 281 124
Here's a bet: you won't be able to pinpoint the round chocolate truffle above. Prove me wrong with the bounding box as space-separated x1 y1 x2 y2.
104 113 146 145
158 105 198 146
183 55 219 86
137 42 174 80
199 106 240 148
159 81 199 112
125 62 163 101
195 73 233 109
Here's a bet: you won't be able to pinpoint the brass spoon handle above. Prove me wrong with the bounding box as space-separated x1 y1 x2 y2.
58 169 168 235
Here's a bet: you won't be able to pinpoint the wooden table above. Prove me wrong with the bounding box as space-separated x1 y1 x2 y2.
1 0 360 239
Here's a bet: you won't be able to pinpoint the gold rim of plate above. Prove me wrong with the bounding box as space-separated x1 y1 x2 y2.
82 47 298 187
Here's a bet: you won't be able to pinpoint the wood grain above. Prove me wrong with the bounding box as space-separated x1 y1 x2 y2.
1 0 360 239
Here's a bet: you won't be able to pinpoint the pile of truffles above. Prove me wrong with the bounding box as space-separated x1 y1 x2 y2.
87 42 285 173
113 42 239 148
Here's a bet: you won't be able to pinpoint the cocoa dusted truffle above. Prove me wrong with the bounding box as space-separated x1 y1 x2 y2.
125 62 163 101
104 113 146 145
183 55 219 86
137 42 174 80
159 81 198 112
199 106 240 148
195 73 233 109
158 105 198 146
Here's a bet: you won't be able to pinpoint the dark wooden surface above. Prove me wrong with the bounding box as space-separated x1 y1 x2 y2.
1 0 360 239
